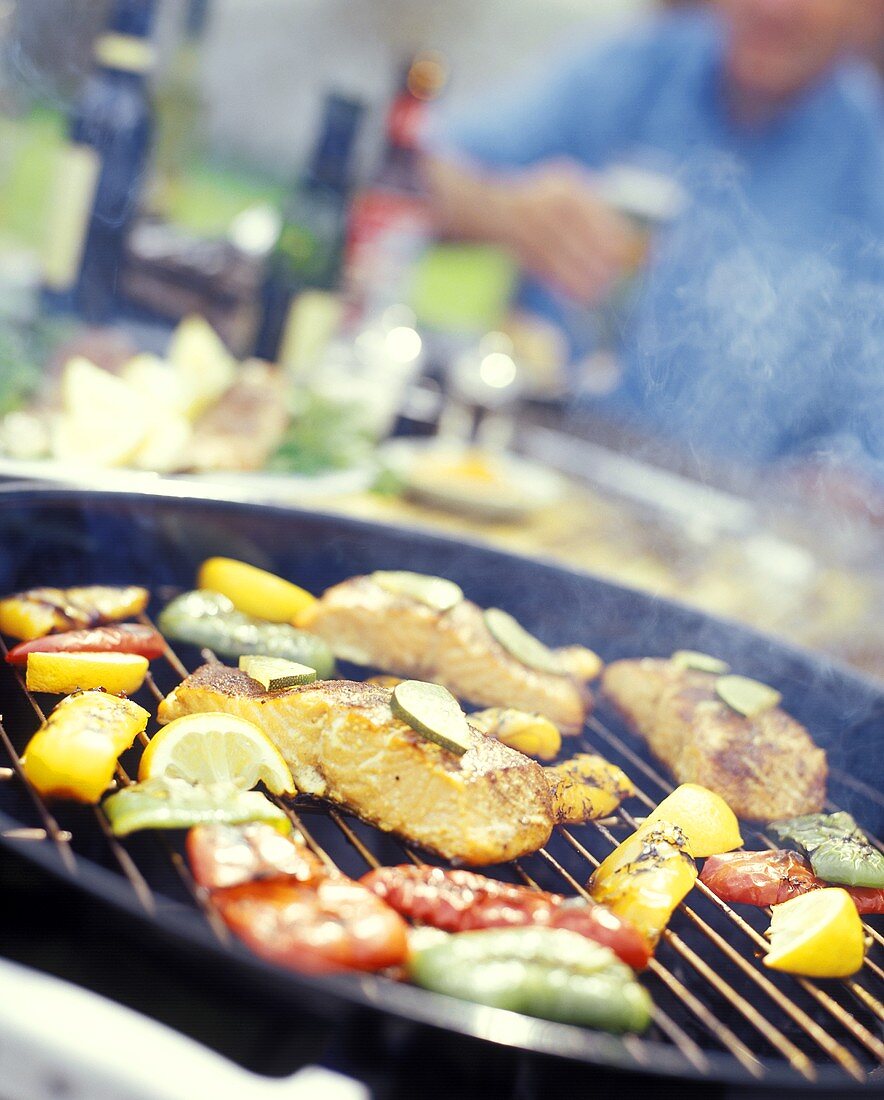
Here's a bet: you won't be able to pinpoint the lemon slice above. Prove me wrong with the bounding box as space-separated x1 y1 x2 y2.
26 651 149 695
140 712 295 794
197 557 317 623
764 888 865 977
644 783 742 858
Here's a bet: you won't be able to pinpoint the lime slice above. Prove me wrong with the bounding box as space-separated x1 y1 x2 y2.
644 783 742 857
484 608 564 675
140 712 295 794
103 776 290 837
672 650 730 675
239 655 317 691
715 675 782 717
764 888 865 977
391 680 472 756
371 571 463 612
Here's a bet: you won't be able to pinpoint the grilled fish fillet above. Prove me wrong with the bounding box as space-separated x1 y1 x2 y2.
158 664 555 864
298 576 590 732
601 659 826 821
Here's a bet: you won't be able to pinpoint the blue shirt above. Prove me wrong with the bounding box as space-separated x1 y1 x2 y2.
428 12 884 477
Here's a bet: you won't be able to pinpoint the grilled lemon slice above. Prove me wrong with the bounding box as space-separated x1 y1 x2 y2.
140 712 295 794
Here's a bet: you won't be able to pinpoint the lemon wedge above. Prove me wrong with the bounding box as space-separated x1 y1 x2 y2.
26 651 149 695
52 357 151 468
644 783 742 858
197 556 317 623
140 712 295 794
167 315 236 418
764 888 865 978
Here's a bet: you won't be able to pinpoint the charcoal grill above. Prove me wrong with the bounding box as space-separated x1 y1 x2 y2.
0 486 881 1093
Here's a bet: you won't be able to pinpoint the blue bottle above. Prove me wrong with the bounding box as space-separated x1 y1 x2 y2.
41 0 156 322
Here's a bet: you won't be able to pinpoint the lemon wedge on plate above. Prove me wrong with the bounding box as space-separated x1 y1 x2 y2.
764 888 865 978
140 712 295 794
644 783 742 858
52 357 152 468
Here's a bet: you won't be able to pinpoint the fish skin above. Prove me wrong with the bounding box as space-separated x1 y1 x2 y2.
159 664 556 864
299 575 590 732
601 658 826 821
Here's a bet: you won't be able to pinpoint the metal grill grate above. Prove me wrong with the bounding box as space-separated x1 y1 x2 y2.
1 617 882 1088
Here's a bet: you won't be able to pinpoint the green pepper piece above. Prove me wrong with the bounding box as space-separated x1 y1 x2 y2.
808 838 884 889
768 812 884 889
158 590 335 678
768 812 860 851
103 776 291 837
409 927 652 1034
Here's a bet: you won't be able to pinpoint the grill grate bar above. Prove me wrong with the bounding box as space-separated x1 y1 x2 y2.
831 766 884 810
580 719 883 1075
523 842 769 1077
588 715 884 978
0 715 76 873
614 789 884 1071
2 629 882 1086
319 812 714 1077
571 821 816 1080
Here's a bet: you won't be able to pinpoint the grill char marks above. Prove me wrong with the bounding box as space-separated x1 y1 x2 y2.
159 664 556 864
601 658 827 821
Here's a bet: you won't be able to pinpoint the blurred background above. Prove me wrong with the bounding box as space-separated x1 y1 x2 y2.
0 0 881 681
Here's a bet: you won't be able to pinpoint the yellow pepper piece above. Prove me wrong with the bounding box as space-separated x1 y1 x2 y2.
546 753 634 823
197 557 317 624
589 819 697 946
0 586 148 641
22 691 150 803
643 783 742 858
26 651 149 695
469 707 562 761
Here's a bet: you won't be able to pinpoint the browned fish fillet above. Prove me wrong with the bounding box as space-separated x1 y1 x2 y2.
298 576 590 732
158 664 555 864
185 362 289 472
601 659 827 821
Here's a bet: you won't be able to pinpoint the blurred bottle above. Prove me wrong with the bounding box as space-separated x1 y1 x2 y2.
344 52 447 320
253 93 364 363
40 0 156 322
149 0 209 214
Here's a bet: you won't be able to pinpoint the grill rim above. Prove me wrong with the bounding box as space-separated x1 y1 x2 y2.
0 484 881 1090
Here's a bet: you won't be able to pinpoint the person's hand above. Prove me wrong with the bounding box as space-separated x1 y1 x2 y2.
494 161 645 305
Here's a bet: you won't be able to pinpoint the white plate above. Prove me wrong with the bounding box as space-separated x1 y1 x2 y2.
0 457 375 505
380 439 566 520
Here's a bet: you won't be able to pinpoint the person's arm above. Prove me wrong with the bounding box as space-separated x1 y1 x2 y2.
422 155 643 305
421 26 661 305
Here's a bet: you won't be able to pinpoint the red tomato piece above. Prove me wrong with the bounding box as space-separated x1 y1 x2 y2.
6 623 165 665
187 823 325 891
361 865 652 970
213 877 409 974
700 850 884 915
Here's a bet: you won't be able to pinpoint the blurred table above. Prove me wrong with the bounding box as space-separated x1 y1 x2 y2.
321 462 883 684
